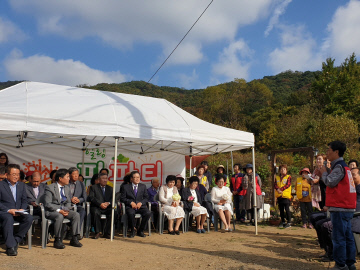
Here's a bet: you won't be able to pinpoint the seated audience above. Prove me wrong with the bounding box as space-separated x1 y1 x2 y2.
0 152 9 168
26 171 46 216
78 174 84 183
44 168 82 249
175 174 184 194
0 164 33 256
296 168 313 228
20 170 26 183
120 172 131 193
211 174 233 231
48 170 57 185
120 171 151 238
147 177 160 228
68 167 87 235
99 168 113 187
0 167 6 181
87 173 100 195
88 173 114 239
159 175 185 235
182 176 208 233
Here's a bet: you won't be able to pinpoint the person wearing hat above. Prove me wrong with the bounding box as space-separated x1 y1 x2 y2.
241 164 262 226
24 171 34 183
212 165 230 188
297 168 313 229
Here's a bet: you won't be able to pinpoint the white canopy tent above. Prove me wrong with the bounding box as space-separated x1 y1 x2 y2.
0 81 258 237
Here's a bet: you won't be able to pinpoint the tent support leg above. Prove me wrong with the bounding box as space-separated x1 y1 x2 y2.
231 151 234 172
252 147 258 235
110 137 119 241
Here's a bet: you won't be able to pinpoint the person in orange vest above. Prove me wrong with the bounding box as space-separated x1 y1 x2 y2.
230 163 245 223
319 141 356 270
296 168 313 229
274 164 292 228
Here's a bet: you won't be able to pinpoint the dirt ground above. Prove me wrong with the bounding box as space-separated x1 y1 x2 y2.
1 222 359 270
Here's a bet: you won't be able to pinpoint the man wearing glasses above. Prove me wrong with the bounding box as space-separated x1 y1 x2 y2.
0 164 33 256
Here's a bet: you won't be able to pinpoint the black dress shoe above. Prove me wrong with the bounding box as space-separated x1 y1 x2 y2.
128 230 135 238
54 238 65 249
168 230 175 235
137 231 146 238
6 247 17 256
70 237 83 248
174 230 180 235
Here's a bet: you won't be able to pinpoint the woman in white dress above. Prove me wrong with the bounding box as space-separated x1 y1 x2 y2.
159 175 185 235
211 174 233 231
182 176 209 233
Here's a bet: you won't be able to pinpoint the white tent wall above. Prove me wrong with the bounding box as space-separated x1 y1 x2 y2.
0 143 185 190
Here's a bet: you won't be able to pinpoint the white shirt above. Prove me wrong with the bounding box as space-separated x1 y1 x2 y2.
211 186 232 204
190 188 198 203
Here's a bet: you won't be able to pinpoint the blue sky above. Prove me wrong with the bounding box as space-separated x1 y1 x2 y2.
1 0 360 89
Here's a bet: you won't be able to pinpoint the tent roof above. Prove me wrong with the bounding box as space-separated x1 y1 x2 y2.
0 81 254 156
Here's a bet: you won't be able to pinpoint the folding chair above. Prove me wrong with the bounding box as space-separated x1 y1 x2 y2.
158 201 185 234
40 205 76 249
121 202 151 237
208 195 235 232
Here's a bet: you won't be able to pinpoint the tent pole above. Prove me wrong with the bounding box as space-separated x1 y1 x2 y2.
110 137 119 241
189 143 193 177
81 139 85 186
189 156 192 177
252 147 258 235
231 151 234 172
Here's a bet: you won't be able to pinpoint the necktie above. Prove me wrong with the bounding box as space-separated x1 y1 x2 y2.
134 185 138 196
102 187 105 198
60 187 67 203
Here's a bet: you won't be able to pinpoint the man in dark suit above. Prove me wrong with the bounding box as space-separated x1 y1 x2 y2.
68 167 87 232
44 168 82 249
26 171 46 217
121 171 151 238
0 164 33 256
88 173 114 239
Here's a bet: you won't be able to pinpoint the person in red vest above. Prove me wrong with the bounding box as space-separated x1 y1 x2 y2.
230 163 245 222
319 141 356 270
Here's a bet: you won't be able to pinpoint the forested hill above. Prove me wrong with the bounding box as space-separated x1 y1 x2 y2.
1 54 359 154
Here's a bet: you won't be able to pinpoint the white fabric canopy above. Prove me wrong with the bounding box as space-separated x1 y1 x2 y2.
0 81 254 154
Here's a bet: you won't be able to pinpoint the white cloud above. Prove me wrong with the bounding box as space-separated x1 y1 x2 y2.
267 25 322 73
326 0 360 62
162 42 203 66
264 0 292 37
176 69 199 89
212 39 253 82
0 17 27 43
4 49 129 86
9 0 272 65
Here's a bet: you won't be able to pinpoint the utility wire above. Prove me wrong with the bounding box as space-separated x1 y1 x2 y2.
148 0 214 83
